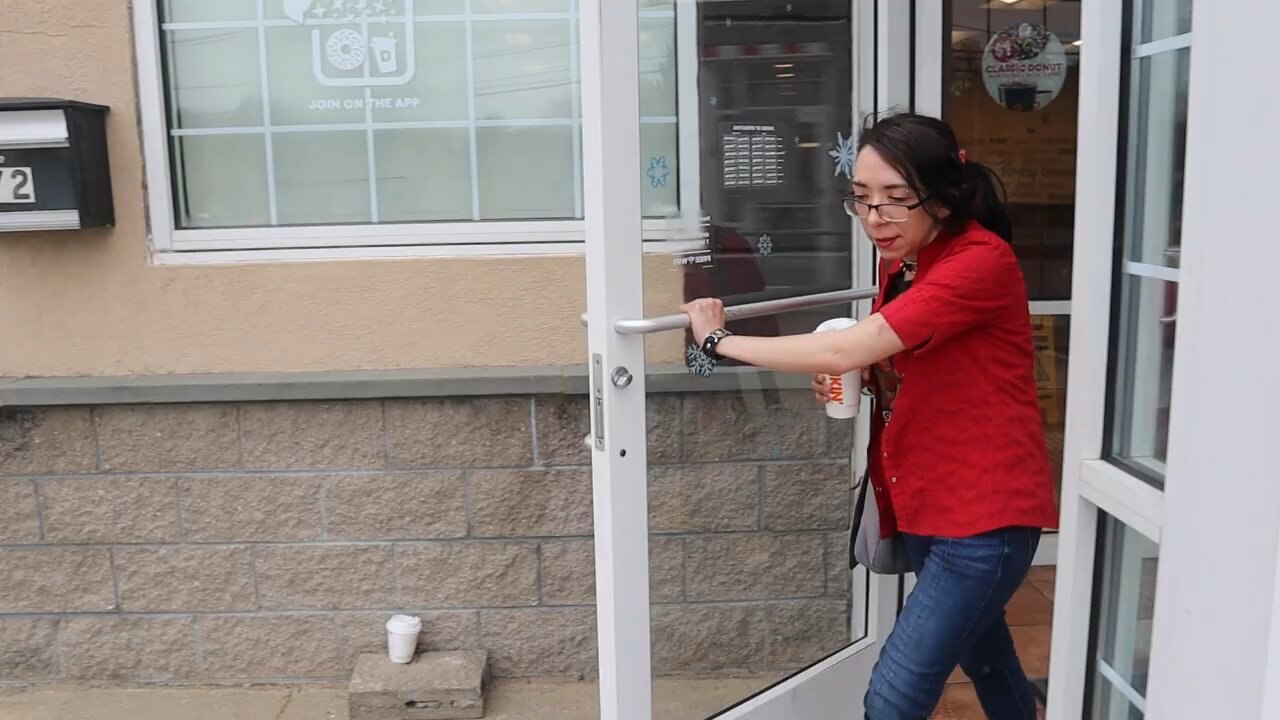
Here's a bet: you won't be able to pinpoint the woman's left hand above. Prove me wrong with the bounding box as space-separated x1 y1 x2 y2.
680 298 726 345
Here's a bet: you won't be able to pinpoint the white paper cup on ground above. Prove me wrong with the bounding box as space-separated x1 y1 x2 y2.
814 318 861 419
385 614 422 664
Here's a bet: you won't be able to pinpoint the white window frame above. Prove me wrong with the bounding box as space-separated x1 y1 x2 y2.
132 0 703 263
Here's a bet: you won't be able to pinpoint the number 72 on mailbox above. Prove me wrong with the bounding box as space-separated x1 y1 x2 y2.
0 167 35 204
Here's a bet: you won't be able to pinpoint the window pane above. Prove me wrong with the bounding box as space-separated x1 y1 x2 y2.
172 135 270 228
1087 514 1158 719
1108 7 1190 482
273 131 372 225
476 126 576 219
1123 49 1190 268
264 24 365 127
639 15 677 118
641 123 679 218
473 0 569 13
946 1 1081 301
371 22 471 124
375 128 473 222
161 0 256 23
473 20 574 120
417 0 466 14
639 11 678 219
1032 314 1070 506
1110 277 1177 481
166 29 263 129
1137 0 1193 44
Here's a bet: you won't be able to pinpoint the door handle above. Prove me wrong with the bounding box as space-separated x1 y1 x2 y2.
579 286 878 335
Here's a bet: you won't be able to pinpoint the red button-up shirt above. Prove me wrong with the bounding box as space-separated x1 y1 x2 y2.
869 220 1059 538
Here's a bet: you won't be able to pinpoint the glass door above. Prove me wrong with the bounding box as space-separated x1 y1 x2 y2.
581 1 908 718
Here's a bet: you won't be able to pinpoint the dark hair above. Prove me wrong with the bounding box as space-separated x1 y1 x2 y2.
856 112 1012 243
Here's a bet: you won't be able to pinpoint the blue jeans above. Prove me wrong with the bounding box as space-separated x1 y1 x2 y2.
863 526 1041 720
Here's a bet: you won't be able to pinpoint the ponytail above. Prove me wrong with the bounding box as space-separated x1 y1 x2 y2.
958 160 1013 243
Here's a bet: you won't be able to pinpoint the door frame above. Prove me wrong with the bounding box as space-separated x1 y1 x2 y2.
1044 1 1153 716
581 1 915 718
580 0 653 717
1046 0 1280 718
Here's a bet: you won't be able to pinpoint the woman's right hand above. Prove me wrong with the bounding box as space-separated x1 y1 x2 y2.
811 374 831 404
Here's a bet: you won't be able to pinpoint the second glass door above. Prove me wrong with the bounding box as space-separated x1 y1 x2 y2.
628 1 892 716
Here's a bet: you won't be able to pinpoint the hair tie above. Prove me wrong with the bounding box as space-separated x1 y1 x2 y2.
957 149 968 165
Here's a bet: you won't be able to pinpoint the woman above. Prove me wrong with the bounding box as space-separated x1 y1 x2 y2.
681 112 1058 720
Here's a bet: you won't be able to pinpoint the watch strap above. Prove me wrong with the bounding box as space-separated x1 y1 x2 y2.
701 328 731 360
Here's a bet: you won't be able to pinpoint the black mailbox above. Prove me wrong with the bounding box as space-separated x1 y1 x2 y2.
0 98 113 232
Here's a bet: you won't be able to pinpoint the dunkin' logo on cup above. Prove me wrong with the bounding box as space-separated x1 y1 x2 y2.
829 375 845 404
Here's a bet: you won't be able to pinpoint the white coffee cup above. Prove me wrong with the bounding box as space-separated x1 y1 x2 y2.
814 318 861 419
385 614 422 664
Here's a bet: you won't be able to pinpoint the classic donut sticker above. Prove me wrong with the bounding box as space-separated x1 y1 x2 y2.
981 22 1068 112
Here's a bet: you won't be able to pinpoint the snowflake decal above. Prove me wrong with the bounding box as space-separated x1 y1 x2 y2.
829 132 855 179
756 234 773 256
725 18 734 28
685 345 716 378
647 156 671 189
709 95 720 107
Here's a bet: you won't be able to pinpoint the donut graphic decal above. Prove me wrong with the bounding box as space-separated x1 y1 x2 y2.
284 0 417 88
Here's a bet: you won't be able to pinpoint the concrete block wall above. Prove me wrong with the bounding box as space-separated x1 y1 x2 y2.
0 393 853 685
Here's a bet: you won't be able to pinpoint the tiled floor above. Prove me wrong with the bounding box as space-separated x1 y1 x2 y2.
931 566 1056 719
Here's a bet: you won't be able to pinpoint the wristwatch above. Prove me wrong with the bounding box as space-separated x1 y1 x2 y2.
700 328 732 360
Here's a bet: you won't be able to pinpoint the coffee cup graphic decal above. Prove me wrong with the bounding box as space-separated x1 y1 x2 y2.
981 22 1067 113
285 0 416 87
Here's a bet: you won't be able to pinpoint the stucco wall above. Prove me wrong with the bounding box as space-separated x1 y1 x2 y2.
0 0 682 379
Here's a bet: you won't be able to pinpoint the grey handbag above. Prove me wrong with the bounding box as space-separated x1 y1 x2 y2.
850 471 912 575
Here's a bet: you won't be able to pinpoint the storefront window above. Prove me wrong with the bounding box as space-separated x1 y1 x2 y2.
1086 513 1159 719
945 0 1081 503
158 0 679 231
1108 0 1191 486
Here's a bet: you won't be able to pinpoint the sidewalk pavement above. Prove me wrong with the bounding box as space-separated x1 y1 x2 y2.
0 677 768 720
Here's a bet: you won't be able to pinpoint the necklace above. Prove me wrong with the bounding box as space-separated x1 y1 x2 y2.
901 259 918 274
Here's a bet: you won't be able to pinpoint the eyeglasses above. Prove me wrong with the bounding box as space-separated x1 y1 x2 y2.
842 196 927 222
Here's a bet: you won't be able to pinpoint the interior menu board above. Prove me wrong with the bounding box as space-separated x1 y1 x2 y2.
721 123 786 189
